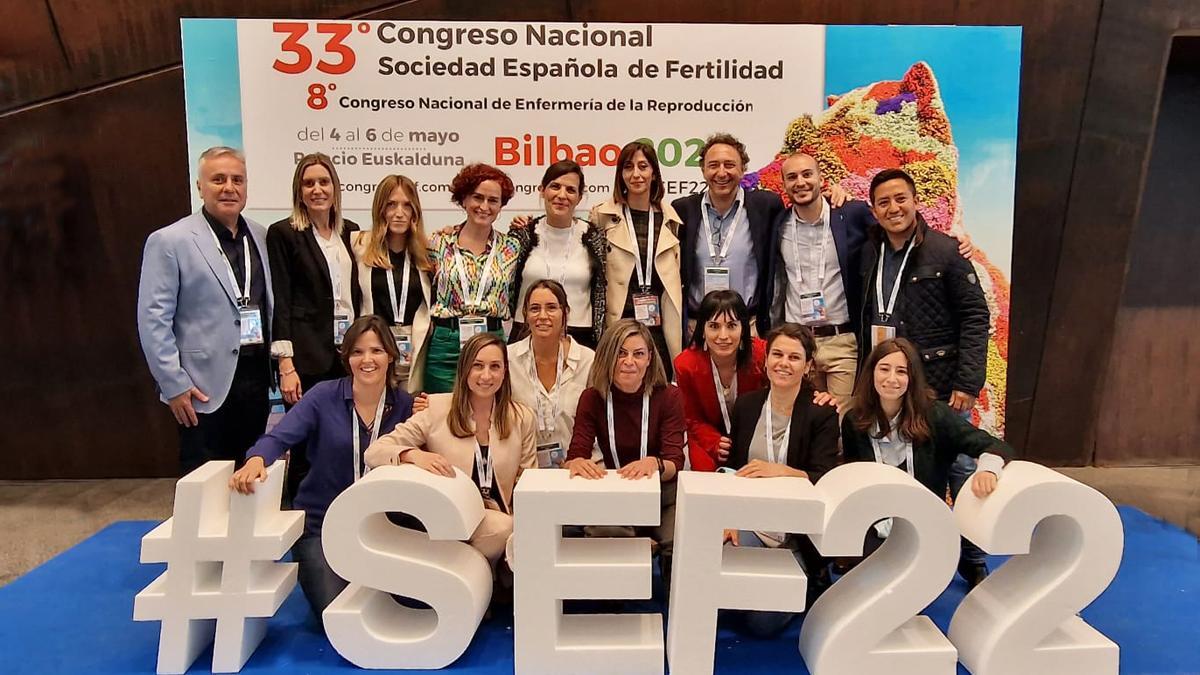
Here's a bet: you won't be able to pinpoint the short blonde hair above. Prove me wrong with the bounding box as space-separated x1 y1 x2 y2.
589 318 666 395
361 174 432 272
289 152 344 233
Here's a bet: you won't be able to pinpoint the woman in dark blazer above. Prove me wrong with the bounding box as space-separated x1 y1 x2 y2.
841 336 1009 587
267 152 363 497
722 322 839 638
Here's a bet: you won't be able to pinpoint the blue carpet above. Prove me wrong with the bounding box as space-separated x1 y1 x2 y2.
0 506 1195 674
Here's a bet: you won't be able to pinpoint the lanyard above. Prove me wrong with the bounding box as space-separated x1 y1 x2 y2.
764 404 791 465
606 390 650 469
700 189 747 264
541 219 576 287
710 358 736 433
869 427 916 479
452 230 501 313
875 237 916 320
791 209 828 289
529 340 565 435
351 390 388 482
207 227 251 306
623 206 656 291
474 441 494 491
385 250 412 325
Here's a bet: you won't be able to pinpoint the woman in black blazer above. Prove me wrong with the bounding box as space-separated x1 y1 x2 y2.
722 322 838 637
267 153 363 497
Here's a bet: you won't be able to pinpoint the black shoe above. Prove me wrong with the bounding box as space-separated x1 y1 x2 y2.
958 561 988 589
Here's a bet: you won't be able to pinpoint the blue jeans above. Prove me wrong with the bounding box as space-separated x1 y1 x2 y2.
728 531 805 638
292 533 348 625
949 453 986 566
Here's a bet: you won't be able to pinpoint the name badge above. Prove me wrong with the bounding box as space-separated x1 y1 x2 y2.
536 442 566 469
238 306 264 346
871 324 897 349
631 292 662 327
459 316 488 345
703 266 730 293
390 325 413 366
333 314 352 346
799 291 828 325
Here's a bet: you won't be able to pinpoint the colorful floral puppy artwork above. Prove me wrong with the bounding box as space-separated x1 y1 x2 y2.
744 62 1010 437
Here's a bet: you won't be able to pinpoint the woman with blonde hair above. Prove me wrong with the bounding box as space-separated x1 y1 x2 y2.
366 332 536 567
352 174 433 392
589 141 685 379
565 318 686 594
267 152 363 498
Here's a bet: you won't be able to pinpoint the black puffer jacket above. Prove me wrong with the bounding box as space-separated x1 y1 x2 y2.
859 219 989 399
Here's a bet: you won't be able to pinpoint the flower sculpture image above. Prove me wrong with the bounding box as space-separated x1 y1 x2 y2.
744 62 1010 436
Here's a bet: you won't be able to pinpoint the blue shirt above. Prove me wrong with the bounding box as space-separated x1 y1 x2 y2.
247 377 414 537
690 189 758 312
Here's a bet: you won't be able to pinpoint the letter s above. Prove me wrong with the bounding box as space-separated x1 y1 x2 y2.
321 465 492 669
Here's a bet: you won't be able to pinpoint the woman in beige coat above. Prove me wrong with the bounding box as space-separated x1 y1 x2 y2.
589 140 684 380
364 332 536 565
351 174 434 393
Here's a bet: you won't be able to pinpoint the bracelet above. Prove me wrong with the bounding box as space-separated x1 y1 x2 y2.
280 368 297 376
656 456 665 473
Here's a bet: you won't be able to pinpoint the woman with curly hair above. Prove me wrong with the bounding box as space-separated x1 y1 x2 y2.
423 163 523 393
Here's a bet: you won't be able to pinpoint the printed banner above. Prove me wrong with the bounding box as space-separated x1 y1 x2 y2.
182 19 1020 435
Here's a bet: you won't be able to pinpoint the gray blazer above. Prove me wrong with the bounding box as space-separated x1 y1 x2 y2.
137 211 274 412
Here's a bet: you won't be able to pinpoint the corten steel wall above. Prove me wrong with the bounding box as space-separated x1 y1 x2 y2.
0 0 1184 478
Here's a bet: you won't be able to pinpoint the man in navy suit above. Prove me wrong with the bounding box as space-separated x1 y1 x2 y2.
138 147 274 473
673 133 785 337
765 153 872 405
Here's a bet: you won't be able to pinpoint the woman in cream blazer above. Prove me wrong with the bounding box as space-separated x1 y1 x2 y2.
590 140 685 378
365 332 536 565
351 174 434 393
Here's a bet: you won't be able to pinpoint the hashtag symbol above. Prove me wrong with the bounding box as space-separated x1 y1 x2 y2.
133 460 304 673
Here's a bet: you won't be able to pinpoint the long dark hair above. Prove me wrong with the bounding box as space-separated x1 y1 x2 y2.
612 140 665 211
688 289 754 370
848 337 933 445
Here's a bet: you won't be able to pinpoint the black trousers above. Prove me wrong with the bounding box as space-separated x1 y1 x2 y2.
178 352 271 476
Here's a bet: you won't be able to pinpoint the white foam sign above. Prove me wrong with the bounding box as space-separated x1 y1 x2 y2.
136 461 1123 674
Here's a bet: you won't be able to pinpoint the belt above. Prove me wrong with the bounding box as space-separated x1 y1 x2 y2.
432 315 504 331
808 322 853 338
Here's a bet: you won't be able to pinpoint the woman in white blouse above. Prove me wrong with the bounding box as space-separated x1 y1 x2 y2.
508 160 607 348
507 280 596 467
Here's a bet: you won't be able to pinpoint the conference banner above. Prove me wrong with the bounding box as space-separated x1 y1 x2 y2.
181 19 1020 435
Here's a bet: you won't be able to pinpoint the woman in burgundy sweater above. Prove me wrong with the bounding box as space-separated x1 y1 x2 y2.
565 318 686 591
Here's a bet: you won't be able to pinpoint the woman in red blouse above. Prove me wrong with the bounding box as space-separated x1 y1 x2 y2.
673 290 767 471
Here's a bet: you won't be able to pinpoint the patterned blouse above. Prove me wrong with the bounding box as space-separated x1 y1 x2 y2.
427 224 523 320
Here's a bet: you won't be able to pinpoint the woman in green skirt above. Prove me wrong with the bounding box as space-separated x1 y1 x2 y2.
422 163 523 393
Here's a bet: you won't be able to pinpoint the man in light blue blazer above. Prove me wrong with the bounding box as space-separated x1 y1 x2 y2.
138 147 274 473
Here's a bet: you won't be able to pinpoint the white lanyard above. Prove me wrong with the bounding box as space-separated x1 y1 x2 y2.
870 428 916 479
473 440 494 492
351 390 387 482
452 230 501 313
529 341 565 434
875 237 916 320
791 210 828 289
606 390 650 469
623 206 656 291
207 227 251 305
764 404 791 465
710 358 736 433
700 189 747 264
385 251 412 325
541 219 576 287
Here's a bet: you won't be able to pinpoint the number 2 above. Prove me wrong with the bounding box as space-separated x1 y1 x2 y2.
800 462 960 674
948 461 1123 675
